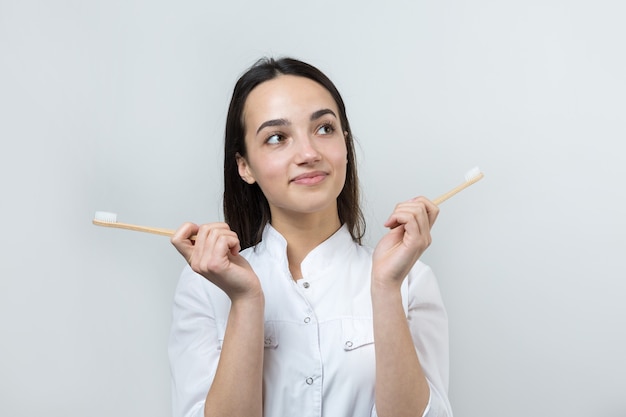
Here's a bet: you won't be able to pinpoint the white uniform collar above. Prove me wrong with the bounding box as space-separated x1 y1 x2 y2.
257 223 357 281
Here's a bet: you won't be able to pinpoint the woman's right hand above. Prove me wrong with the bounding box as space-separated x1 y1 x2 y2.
171 222 262 302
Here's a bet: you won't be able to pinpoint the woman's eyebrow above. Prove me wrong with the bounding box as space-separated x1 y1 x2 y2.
255 109 336 135
310 108 337 121
256 118 289 135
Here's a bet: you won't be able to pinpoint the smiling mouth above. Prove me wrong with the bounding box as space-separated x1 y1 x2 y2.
291 172 327 185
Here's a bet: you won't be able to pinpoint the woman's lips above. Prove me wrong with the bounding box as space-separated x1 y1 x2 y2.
291 171 327 185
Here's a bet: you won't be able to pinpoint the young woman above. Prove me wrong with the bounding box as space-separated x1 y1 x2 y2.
169 57 453 417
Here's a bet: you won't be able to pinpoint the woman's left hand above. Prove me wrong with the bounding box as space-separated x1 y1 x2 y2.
372 196 439 289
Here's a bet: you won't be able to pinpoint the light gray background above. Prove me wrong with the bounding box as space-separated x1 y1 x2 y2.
1 0 625 416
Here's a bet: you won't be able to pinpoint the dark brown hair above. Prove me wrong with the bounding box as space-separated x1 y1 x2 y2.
223 57 365 249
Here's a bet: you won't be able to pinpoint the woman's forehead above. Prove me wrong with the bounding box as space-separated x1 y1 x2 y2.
243 75 339 127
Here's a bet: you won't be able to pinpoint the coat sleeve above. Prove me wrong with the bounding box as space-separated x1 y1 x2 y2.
168 266 229 417
406 262 454 417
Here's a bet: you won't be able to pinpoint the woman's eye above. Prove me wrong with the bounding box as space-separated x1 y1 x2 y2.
317 124 335 135
266 134 283 144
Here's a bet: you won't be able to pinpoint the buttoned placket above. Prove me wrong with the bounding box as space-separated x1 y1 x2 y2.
292 278 323 415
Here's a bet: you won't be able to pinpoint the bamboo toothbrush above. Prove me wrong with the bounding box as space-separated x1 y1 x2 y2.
432 166 484 205
92 167 484 238
92 211 185 238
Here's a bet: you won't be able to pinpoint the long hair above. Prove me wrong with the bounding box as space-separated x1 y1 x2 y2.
223 57 365 249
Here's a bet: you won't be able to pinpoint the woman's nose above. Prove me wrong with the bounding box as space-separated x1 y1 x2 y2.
294 134 321 164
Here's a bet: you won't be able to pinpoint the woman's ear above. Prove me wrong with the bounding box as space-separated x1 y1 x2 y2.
236 153 256 184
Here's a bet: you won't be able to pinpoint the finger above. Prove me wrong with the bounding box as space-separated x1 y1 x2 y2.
417 197 440 227
193 224 241 272
385 200 435 242
384 198 428 229
171 222 199 243
405 201 434 241
205 226 241 258
413 203 432 241
384 201 414 228
400 196 440 228
190 223 210 263
386 209 423 234
388 209 432 253
171 222 199 260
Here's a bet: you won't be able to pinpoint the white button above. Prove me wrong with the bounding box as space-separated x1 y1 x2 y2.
306 377 314 385
304 317 311 324
345 341 353 348
264 337 272 346
303 282 310 289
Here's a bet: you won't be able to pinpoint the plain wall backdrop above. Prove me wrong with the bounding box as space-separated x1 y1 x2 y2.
1 0 625 416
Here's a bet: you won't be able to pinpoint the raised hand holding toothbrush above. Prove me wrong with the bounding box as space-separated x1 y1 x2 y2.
171 222 262 302
372 196 439 288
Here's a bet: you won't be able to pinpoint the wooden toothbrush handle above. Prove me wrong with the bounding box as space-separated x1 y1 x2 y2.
433 172 484 206
92 219 175 236
92 220 197 240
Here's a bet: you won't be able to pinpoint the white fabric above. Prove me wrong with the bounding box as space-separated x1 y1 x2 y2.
169 224 453 417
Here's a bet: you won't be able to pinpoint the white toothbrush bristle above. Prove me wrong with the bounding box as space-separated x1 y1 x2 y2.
464 166 481 182
94 211 118 223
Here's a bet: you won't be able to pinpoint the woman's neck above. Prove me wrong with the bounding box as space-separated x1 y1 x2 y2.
270 211 342 280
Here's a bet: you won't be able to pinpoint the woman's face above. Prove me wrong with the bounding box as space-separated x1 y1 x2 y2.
237 75 348 222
